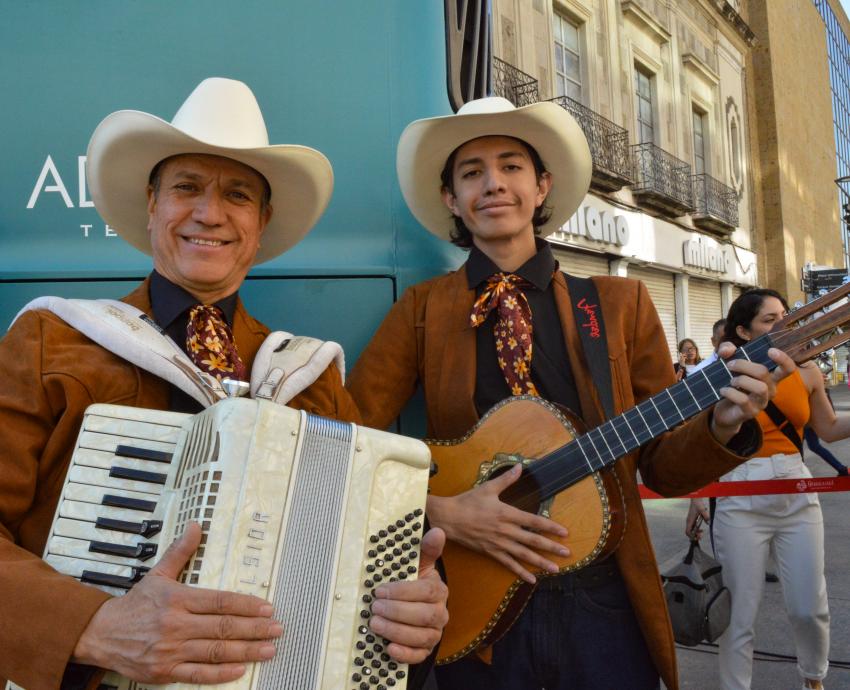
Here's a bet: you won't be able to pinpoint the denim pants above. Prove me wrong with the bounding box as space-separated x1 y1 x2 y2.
434 561 660 690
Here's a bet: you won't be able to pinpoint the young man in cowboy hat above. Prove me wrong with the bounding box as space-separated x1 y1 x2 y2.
346 97 795 689
0 78 447 689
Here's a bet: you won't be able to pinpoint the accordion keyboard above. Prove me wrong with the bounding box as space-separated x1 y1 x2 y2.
44 405 186 596
37 398 431 690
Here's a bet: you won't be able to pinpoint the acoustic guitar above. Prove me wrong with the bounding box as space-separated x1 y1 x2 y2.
428 283 850 664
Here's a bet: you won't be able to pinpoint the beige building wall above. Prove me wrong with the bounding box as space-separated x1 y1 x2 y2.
492 0 755 243
744 0 843 303
491 0 760 355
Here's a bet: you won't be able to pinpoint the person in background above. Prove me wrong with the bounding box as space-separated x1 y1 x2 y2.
685 288 850 690
674 338 702 381
699 318 727 368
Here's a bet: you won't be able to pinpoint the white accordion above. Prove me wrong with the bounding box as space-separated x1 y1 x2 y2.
38 398 431 690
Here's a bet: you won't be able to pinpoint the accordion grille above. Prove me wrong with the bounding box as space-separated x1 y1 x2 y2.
259 414 353 689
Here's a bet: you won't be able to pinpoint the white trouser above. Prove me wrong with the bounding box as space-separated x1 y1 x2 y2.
713 454 829 690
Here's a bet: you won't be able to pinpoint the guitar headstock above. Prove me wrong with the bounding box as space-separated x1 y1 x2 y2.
767 282 850 365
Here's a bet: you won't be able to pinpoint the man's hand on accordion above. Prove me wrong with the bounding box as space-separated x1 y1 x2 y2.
368 526 449 664
70 521 282 685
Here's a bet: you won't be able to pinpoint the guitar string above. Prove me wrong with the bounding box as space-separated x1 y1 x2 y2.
501 336 774 508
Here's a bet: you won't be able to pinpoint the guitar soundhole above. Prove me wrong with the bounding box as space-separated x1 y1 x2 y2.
487 460 545 515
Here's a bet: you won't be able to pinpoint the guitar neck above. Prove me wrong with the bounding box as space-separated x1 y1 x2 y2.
509 334 777 504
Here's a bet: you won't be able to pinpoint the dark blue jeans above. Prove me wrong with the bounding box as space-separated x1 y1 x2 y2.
434 561 660 690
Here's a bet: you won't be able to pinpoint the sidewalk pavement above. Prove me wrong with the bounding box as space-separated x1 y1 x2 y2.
647 385 850 689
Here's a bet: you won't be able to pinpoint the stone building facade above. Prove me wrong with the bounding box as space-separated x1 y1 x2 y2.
489 0 844 359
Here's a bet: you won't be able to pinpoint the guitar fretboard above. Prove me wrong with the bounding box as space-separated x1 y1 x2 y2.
523 334 775 502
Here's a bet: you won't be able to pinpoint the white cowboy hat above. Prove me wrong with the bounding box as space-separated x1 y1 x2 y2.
86 77 333 264
396 96 591 241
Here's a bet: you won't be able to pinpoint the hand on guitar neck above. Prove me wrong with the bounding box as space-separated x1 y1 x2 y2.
708 343 796 445
426 464 570 584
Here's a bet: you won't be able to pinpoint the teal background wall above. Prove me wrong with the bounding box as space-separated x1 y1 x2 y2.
0 1 467 433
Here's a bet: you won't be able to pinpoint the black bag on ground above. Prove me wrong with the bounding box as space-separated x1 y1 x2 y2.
661 536 731 646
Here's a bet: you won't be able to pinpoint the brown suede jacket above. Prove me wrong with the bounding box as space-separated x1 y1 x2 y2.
346 268 759 690
0 279 358 689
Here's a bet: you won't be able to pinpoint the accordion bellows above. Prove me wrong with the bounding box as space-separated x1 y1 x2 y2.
40 398 431 690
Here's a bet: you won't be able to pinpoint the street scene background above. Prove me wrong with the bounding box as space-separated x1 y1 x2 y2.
648 385 850 689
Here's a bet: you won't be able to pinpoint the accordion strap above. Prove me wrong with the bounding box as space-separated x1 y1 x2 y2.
13 297 345 407
251 332 345 405
13 297 344 408
15 297 226 407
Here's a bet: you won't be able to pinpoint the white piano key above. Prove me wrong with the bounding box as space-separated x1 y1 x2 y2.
83 414 184 444
45 553 137 580
86 584 131 598
85 404 188 428
68 466 164 495
52 518 162 547
63 482 158 506
72 448 173 473
77 430 176 455
60 499 160 524
47 535 155 568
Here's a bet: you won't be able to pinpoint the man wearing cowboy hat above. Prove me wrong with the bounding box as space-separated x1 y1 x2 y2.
0 78 447 689
346 97 795 689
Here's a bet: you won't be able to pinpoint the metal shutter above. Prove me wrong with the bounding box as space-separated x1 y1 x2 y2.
688 277 723 359
552 248 609 278
627 265 678 360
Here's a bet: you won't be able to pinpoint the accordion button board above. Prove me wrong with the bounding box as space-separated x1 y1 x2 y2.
35 397 431 690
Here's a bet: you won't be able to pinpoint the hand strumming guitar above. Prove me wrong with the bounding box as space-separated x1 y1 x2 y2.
426 464 569 584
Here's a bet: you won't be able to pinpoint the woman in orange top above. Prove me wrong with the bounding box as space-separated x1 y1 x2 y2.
687 289 850 690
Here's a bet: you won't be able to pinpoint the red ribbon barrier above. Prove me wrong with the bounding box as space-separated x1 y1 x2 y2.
638 475 850 499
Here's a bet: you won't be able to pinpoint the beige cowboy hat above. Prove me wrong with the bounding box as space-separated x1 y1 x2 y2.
396 96 591 241
86 77 333 264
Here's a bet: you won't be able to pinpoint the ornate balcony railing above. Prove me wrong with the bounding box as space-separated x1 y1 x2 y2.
692 173 739 232
549 95 634 191
630 142 695 215
492 56 539 107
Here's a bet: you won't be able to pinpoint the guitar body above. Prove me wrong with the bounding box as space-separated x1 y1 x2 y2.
428 396 626 664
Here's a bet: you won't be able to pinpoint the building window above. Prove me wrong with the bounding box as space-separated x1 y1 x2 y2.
693 109 707 175
635 66 654 144
553 13 581 101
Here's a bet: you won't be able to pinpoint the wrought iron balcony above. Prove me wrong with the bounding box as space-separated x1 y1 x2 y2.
630 142 695 215
492 56 539 107
692 173 739 233
549 96 634 192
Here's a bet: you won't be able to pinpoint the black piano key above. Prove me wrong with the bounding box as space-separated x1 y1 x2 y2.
115 444 173 464
109 466 168 485
101 494 157 512
81 566 149 590
96 517 163 538
89 540 158 562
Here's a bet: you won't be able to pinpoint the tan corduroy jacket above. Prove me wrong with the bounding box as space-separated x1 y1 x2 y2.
347 268 758 690
0 279 358 689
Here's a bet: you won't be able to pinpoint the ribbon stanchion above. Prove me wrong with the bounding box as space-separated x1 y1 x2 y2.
639 475 850 499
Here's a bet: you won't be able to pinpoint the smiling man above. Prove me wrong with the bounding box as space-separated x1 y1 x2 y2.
346 97 795 690
0 78 447 689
